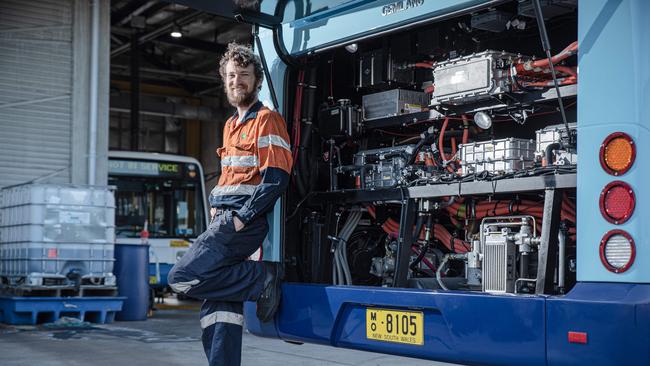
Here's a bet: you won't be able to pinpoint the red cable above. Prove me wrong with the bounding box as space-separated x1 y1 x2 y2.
291 70 305 168
438 117 449 161
515 41 578 74
413 62 434 69
451 136 457 156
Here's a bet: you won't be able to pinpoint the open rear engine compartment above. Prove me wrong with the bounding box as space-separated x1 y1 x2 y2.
284 0 578 295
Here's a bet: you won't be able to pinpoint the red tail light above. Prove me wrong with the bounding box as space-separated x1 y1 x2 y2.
599 181 635 224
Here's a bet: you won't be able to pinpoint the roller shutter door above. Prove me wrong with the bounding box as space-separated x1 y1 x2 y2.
0 0 73 187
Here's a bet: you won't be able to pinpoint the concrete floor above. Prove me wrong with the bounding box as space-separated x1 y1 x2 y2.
0 298 460 366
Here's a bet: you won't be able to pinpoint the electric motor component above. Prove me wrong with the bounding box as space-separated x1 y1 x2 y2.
352 145 415 189
480 216 540 293
370 239 398 285
466 240 482 287
318 100 362 139
362 89 429 120
431 51 530 105
460 138 536 175
535 123 577 165
357 50 414 88
482 227 517 293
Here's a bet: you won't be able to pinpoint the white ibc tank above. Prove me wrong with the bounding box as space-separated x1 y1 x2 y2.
0 184 116 287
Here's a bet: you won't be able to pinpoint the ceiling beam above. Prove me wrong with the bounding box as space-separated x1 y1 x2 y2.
111 64 220 83
154 35 227 54
111 80 194 98
111 9 203 58
112 0 159 26
110 93 222 121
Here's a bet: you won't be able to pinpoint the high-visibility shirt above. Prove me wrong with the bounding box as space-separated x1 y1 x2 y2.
209 101 292 224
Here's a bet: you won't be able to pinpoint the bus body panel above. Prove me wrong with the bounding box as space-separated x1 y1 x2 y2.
246 283 650 365
546 283 650 365
577 0 650 282
278 0 502 56
253 29 287 263
257 27 288 116
241 0 650 364
246 284 547 366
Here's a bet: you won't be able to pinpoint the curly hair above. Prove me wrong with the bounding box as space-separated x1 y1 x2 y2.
218 42 264 87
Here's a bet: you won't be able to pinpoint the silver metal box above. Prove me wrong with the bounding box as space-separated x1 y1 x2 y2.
482 230 516 293
432 51 526 105
0 184 116 287
535 123 577 166
362 89 429 120
460 138 536 175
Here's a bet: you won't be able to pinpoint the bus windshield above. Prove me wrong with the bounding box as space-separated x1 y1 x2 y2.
108 158 207 239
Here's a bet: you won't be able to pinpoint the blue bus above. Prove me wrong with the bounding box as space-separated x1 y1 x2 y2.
177 1 649 364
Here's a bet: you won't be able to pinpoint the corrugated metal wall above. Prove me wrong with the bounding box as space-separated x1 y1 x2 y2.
0 0 73 187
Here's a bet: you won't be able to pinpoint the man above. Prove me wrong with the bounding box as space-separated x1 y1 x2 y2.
168 42 292 366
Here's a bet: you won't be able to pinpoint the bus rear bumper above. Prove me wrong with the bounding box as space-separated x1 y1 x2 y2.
244 282 650 365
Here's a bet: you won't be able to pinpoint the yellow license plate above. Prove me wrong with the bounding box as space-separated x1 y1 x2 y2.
366 308 424 345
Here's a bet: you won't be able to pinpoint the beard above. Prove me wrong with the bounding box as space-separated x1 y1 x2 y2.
226 86 258 108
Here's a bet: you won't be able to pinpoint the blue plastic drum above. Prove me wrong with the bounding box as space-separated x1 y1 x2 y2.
114 243 150 321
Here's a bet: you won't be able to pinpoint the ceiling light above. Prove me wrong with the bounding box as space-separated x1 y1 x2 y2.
170 25 182 38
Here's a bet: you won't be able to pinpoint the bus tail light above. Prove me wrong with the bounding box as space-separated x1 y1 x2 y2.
600 230 635 273
568 331 588 344
599 181 635 224
600 132 635 176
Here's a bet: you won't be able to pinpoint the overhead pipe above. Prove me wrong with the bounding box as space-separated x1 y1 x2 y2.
111 64 221 83
88 0 100 185
130 31 140 151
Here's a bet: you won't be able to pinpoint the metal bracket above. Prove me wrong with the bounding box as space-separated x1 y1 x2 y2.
535 187 564 294
393 192 415 287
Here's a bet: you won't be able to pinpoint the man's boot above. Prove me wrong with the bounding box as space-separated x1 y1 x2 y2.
256 261 284 322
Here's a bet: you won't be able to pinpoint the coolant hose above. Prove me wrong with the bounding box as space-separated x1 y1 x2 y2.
436 255 450 291
298 68 318 191
297 121 313 195
545 142 561 166
412 214 425 242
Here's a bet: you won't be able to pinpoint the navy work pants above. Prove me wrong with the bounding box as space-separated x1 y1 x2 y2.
168 210 267 366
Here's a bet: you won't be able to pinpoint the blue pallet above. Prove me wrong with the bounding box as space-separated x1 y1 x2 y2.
0 296 125 325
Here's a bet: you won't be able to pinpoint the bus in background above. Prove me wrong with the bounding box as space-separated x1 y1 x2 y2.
108 151 208 298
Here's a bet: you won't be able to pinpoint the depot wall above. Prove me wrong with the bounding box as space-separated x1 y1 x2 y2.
0 0 110 187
